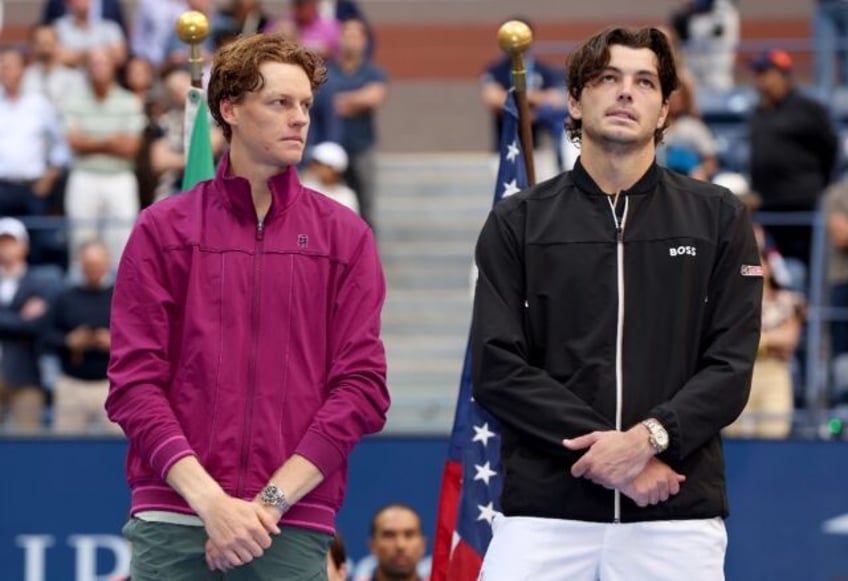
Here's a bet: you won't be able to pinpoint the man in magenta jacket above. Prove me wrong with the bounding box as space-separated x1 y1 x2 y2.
106 33 390 579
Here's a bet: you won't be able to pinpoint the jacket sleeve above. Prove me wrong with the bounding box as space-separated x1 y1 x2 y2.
649 197 762 461
293 226 389 477
105 211 195 481
472 208 614 459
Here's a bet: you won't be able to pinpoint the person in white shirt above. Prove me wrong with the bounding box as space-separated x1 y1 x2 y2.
130 0 188 68
301 141 360 214
54 0 127 68
0 48 69 218
21 25 86 110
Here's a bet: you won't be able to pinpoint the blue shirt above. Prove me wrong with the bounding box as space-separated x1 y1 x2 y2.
327 60 387 155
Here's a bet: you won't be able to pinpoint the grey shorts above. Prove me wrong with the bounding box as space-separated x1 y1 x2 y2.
123 518 333 581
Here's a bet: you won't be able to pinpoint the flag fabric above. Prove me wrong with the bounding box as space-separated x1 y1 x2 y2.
182 86 215 190
431 91 529 581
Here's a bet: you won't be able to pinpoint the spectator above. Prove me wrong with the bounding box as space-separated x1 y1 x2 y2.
825 181 848 360
813 0 848 94
670 0 739 90
269 0 341 60
63 47 144 267
480 18 566 174
212 0 271 46
657 79 717 180
53 0 128 68
121 56 156 104
0 218 61 433
42 0 127 31
749 49 838 268
302 141 359 214
0 47 69 219
725 249 803 439
327 533 349 581
44 239 119 435
22 24 86 109
329 17 388 229
366 504 427 581
130 0 187 68
305 75 342 156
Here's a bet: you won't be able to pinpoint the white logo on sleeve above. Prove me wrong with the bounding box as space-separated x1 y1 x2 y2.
669 245 697 257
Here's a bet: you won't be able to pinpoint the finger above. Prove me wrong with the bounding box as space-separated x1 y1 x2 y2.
669 477 681 496
571 457 589 478
224 550 244 568
236 538 263 560
563 432 599 451
256 506 282 536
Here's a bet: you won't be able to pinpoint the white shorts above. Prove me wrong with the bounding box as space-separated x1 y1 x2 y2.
479 514 727 581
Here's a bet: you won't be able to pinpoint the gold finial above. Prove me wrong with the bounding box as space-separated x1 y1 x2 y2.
497 20 533 56
176 11 210 45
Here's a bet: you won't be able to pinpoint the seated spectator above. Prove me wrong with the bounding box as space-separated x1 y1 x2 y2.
268 0 341 60
327 533 349 581
0 218 62 433
44 240 119 435
724 250 803 439
63 48 145 268
657 80 717 180
824 181 848 360
130 0 188 68
670 0 739 90
480 18 566 176
356 503 428 581
302 142 360 214
54 0 128 68
22 24 86 109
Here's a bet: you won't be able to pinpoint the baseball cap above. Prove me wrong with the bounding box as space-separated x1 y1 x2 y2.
0 217 29 243
310 142 349 173
750 49 793 73
712 172 762 211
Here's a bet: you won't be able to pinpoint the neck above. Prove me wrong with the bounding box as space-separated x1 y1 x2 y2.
340 52 363 70
579 139 655 194
93 81 111 99
374 571 418 581
0 262 25 277
227 146 285 221
3 86 20 100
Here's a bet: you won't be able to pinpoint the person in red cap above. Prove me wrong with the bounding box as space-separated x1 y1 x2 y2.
749 48 838 270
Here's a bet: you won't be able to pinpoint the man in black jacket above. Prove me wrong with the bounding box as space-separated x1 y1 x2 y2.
472 27 762 579
749 49 837 267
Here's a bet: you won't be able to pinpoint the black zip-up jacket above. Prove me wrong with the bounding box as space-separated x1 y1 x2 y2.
471 159 762 523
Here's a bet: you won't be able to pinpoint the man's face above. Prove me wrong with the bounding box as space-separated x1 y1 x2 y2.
369 507 426 579
340 19 368 58
68 0 91 19
753 68 790 105
0 51 25 93
221 61 312 169
86 48 116 86
32 26 58 61
568 44 669 149
0 235 27 269
79 244 110 287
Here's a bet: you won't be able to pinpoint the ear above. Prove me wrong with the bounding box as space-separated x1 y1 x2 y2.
567 91 582 122
657 99 670 131
219 99 237 128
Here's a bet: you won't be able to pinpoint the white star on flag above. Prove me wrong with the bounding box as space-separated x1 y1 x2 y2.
472 422 496 447
477 502 497 525
503 179 521 198
506 140 520 162
473 462 497 486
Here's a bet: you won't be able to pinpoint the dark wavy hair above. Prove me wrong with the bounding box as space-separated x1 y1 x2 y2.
566 26 679 144
207 32 327 141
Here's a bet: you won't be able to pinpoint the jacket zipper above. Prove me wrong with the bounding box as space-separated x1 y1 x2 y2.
237 218 265 497
607 194 628 523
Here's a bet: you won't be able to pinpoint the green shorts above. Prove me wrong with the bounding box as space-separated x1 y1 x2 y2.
123 518 333 581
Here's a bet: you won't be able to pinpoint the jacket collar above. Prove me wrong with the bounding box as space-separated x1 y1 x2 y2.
213 153 303 222
571 156 659 197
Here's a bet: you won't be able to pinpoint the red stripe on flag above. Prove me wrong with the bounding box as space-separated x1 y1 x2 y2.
430 460 462 581
447 539 484 581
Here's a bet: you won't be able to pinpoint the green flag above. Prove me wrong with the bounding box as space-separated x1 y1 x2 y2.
182 86 215 190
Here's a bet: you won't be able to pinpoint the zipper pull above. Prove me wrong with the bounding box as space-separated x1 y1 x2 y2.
616 223 623 242
256 219 264 241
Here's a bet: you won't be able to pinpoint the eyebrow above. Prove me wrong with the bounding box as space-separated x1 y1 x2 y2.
600 66 660 79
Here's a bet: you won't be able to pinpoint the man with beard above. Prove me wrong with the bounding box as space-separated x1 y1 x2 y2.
368 504 427 581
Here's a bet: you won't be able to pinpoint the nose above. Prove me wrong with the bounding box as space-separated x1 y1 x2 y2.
290 106 309 127
617 76 634 102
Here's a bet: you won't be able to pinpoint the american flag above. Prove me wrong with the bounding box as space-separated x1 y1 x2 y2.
431 91 528 581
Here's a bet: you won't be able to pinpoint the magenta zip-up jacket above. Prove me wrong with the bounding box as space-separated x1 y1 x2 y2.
106 154 389 535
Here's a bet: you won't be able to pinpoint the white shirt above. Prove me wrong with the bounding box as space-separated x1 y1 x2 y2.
21 63 86 110
0 91 69 180
130 0 188 66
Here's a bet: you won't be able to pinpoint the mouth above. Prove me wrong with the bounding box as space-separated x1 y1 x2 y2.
281 136 304 144
606 109 637 122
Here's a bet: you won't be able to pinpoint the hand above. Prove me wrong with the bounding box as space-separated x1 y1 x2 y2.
93 328 111 351
66 326 93 350
333 93 356 117
32 176 54 198
197 492 280 571
21 297 48 320
206 499 283 571
563 426 654 490
620 457 686 507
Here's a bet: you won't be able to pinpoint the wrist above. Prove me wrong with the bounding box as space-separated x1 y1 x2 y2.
258 483 292 515
640 418 670 455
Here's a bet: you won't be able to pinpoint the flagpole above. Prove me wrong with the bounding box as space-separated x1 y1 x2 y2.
176 10 209 89
497 20 536 186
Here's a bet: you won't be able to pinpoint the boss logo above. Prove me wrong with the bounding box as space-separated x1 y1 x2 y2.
669 246 696 257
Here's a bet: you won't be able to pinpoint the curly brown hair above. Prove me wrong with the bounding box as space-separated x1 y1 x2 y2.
566 26 679 145
207 33 327 141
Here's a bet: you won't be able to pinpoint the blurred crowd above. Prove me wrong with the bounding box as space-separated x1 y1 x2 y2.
0 0 389 434
4 0 848 438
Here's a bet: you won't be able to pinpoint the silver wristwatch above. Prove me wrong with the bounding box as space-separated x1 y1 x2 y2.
259 484 291 514
641 418 669 454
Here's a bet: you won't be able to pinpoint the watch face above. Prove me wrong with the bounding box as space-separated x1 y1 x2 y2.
261 486 280 504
